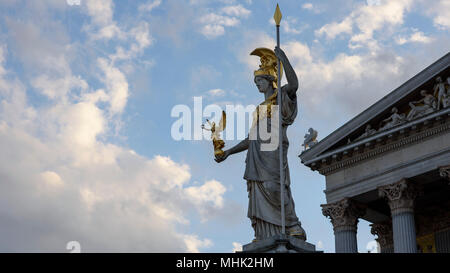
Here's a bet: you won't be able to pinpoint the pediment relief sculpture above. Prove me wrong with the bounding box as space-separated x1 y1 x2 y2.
355 124 377 141
379 107 406 131
352 76 450 143
406 89 438 121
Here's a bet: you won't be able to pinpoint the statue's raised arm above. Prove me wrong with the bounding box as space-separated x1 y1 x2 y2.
274 46 298 99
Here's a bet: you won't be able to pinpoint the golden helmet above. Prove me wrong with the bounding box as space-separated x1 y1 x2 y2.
250 47 283 89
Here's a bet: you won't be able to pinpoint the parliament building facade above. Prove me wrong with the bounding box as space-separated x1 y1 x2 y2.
300 52 450 253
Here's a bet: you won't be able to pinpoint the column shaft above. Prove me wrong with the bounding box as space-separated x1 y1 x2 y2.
335 229 358 253
392 212 417 253
378 179 419 253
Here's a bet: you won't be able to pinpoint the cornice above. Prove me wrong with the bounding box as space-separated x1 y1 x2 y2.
304 109 450 175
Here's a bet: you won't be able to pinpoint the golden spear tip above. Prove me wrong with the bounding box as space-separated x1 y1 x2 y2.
273 3 282 26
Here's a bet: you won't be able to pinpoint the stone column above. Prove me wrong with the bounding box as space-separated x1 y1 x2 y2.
370 222 393 253
321 198 366 253
378 179 419 253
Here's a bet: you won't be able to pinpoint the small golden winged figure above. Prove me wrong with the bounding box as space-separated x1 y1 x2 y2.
201 111 226 157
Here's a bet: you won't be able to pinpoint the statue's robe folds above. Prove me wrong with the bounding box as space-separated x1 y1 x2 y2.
244 90 303 240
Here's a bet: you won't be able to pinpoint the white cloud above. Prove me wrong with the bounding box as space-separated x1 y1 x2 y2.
146 155 192 190
315 17 353 40
95 24 123 40
282 40 412 116
201 24 225 39
6 22 65 72
232 242 242 252
0 76 227 251
409 31 433 43
422 0 450 30
198 4 251 39
182 235 213 253
5 18 81 103
0 45 6 75
185 180 226 209
302 3 314 10
395 29 433 45
221 5 251 18
301 2 321 14
139 0 162 12
85 0 124 40
131 22 153 50
395 37 407 45
0 2 234 252
208 88 226 97
93 19 153 119
98 58 129 115
40 171 64 188
85 0 114 26
200 13 240 27
108 21 153 62
202 88 246 108
32 75 88 100
315 0 414 50
59 101 106 149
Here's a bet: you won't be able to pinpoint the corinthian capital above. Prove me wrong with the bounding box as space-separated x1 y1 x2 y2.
370 222 393 249
378 179 419 215
321 198 366 233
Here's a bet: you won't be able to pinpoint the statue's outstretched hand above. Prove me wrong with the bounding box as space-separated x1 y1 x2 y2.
214 150 230 163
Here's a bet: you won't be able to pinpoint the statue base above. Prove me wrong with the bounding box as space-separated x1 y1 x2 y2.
239 234 320 253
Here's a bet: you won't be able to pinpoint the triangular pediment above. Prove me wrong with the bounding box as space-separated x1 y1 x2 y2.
300 52 450 166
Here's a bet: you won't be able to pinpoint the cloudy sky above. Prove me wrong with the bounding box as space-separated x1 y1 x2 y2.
0 0 448 253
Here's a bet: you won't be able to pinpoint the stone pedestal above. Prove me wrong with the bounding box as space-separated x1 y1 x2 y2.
241 234 319 253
